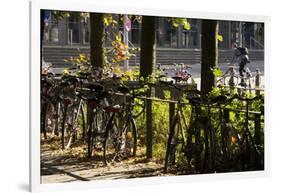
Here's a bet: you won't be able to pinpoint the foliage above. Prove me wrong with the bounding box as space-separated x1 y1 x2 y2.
103 15 118 27
211 67 224 77
151 101 169 160
217 34 223 42
50 11 89 22
51 11 71 21
171 18 191 30
64 54 91 73
111 35 137 63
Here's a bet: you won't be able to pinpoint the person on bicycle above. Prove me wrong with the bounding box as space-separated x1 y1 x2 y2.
230 42 250 86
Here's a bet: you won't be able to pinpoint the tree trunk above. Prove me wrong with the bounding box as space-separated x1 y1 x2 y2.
140 16 156 159
90 13 105 70
200 20 218 95
140 16 156 78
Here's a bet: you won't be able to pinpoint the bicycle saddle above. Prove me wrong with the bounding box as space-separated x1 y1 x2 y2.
96 90 110 100
186 96 202 105
171 76 182 81
85 83 104 92
159 79 173 86
209 95 228 104
117 85 130 94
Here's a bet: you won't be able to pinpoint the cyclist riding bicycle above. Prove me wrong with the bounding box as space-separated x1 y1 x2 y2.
230 42 250 86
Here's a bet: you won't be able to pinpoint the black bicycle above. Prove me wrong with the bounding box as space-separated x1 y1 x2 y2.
103 85 145 165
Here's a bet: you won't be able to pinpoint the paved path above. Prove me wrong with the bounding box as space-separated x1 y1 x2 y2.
41 160 164 184
40 137 165 184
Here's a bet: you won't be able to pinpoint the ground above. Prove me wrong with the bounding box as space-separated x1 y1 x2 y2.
41 136 170 184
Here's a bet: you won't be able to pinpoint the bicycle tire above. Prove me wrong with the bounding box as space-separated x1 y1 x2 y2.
164 115 180 173
104 114 137 165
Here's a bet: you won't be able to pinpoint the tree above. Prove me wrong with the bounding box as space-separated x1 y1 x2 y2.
200 20 219 95
140 16 157 78
90 13 105 70
139 16 156 159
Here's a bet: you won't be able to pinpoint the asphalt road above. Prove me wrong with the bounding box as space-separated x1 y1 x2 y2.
52 61 264 77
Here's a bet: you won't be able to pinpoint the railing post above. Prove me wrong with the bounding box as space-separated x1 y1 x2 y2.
228 67 236 93
222 109 230 166
254 113 261 146
146 86 154 159
169 94 175 147
255 68 261 96
254 110 262 169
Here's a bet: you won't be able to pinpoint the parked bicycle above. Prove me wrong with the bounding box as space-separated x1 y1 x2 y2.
103 84 145 165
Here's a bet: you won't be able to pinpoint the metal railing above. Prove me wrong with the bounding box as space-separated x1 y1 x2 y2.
250 37 264 49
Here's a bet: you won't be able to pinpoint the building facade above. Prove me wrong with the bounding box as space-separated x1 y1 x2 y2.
42 12 264 67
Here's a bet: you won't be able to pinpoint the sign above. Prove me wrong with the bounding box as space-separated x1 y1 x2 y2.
43 10 51 21
124 16 131 32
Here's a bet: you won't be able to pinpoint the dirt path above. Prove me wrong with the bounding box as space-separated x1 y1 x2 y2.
41 136 167 184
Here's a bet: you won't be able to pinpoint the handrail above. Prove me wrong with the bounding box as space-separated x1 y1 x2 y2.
250 37 264 49
110 92 263 115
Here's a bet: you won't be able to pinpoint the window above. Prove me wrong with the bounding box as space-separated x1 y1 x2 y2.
43 11 59 44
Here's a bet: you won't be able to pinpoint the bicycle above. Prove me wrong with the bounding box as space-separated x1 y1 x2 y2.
161 80 205 173
230 94 264 171
76 82 110 157
41 73 55 139
103 84 145 165
207 94 264 172
163 81 229 173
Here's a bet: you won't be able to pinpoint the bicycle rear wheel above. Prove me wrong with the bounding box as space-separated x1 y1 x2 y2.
61 102 78 150
164 116 180 173
104 115 137 165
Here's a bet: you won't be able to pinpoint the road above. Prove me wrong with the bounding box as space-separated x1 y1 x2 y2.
52 61 264 77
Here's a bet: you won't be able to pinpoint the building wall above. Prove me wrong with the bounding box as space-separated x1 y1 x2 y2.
43 11 264 50
42 11 264 68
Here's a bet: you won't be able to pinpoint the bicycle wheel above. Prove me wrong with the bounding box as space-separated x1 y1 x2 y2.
64 102 83 149
103 112 119 164
41 101 48 140
86 106 94 157
61 101 77 150
104 113 137 164
123 118 137 157
164 116 180 173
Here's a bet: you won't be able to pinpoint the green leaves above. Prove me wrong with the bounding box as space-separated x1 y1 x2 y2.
211 67 224 77
182 20 191 30
171 18 191 30
217 34 223 42
52 11 71 21
103 15 117 27
51 11 89 22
